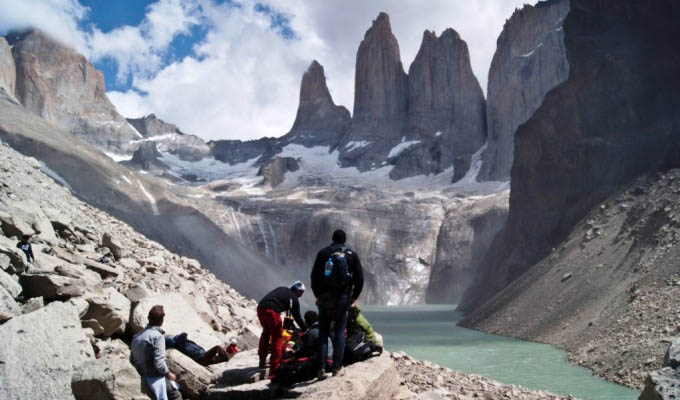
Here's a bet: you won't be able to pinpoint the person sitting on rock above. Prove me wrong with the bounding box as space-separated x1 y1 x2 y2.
165 333 238 366
343 303 383 364
16 234 34 262
130 305 182 400
257 281 307 380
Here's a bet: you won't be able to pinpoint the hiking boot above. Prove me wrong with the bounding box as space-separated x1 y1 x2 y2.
258 359 266 369
331 368 344 377
316 369 329 381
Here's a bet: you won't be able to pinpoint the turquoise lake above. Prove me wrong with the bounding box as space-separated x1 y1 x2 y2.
363 305 639 400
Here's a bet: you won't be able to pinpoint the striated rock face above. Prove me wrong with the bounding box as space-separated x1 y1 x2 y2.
128 114 211 162
393 28 486 181
461 0 680 317
209 137 280 166
8 30 141 152
426 192 508 304
283 60 351 147
0 37 16 102
478 0 570 182
127 141 167 171
257 157 299 188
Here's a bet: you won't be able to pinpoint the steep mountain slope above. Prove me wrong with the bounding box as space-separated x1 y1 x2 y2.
461 0 680 314
8 30 142 152
127 114 212 162
478 0 570 182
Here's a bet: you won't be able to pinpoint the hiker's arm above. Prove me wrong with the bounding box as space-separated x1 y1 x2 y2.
151 335 170 377
291 297 306 331
351 254 364 301
356 313 378 344
310 250 325 298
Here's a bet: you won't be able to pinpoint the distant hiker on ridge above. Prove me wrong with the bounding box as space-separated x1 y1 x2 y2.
131 305 182 400
311 229 364 379
16 234 34 262
257 281 307 380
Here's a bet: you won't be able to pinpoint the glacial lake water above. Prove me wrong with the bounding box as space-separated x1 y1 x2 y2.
363 305 639 400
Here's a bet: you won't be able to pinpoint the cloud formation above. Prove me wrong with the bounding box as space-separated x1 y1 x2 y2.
0 0 528 141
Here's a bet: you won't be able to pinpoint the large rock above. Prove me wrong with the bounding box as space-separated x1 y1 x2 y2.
126 141 168 171
0 301 95 400
0 284 21 321
131 293 225 350
8 30 141 152
0 267 21 298
461 0 680 313
167 349 212 400
257 157 299 188
71 358 149 400
282 60 351 148
399 28 486 181
639 368 680 400
0 239 29 274
102 232 126 260
82 287 131 337
478 0 570 182
0 198 57 241
20 273 86 300
664 338 680 369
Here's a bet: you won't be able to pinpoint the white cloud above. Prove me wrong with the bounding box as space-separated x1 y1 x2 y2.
1 0 529 142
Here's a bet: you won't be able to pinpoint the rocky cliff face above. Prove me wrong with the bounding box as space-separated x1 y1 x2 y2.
127 114 211 162
7 30 141 152
393 28 486 180
282 60 351 147
0 37 17 103
127 113 185 138
461 0 680 323
478 0 570 182
426 192 508 304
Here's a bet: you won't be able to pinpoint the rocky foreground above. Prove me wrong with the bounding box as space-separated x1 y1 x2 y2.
0 140 571 399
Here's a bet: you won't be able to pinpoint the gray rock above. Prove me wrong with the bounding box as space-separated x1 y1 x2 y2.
20 273 86 300
71 358 149 400
0 267 21 298
127 113 211 162
0 284 21 320
664 338 680 369
479 0 570 182
127 141 167 171
0 301 95 400
639 367 680 400
9 30 141 153
102 232 126 260
21 296 44 314
167 349 212 399
257 157 299 188
0 37 16 100
83 288 131 337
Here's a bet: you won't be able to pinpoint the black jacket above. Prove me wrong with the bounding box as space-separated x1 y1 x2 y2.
310 242 364 300
258 287 305 330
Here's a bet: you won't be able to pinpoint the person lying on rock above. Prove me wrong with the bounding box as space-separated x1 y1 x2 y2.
165 334 238 366
16 234 34 262
257 281 306 380
311 229 364 379
130 305 182 400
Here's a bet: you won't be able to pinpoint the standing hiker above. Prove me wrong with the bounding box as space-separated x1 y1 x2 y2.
16 234 34 262
257 281 306 379
311 229 364 379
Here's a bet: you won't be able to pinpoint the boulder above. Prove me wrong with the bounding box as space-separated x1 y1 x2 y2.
0 199 57 241
21 296 44 314
639 367 680 400
167 349 212 399
102 232 126 260
94 338 131 360
131 293 225 350
20 273 86 300
664 338 680 369
0 267 21 298
82 287 131 337
210 349 264 386
0 285 21 321
124 282 149 303
0 301 95 400
0 238 29 274
71 358 150 400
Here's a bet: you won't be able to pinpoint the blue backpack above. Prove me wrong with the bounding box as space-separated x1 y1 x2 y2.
323 245 353 289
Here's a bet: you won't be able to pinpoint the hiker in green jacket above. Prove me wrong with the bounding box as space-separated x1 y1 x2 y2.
347 303 380 347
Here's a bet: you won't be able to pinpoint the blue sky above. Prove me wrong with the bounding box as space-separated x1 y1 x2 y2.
0 0 527 141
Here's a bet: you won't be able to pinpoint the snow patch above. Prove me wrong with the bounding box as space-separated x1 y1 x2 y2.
435 131 443 137
121 175 132 185
521 42 544 58
345 141 370 152
127 122 144 138
103 152 133 162
137 180 159 216
388 137 421 158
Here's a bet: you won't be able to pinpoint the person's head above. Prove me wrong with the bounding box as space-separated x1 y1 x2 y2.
290 281 305 298
21 234 30 242
148 305 165 327
332 229 346 244
304 310 318 326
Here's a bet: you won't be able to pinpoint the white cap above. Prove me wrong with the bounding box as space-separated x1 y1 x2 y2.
229 338 237 345
291 281 306 292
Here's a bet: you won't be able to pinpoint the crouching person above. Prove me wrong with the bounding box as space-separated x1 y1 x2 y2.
131 305 182 400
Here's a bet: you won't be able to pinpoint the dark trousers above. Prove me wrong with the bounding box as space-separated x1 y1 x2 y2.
318 291 350 371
